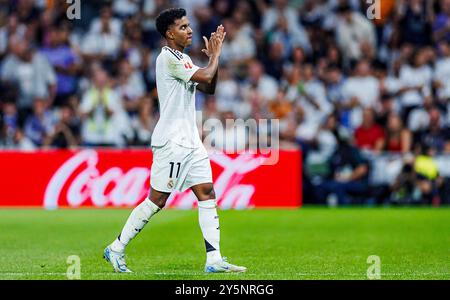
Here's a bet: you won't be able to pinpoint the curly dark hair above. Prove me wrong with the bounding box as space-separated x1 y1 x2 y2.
155 8 187 38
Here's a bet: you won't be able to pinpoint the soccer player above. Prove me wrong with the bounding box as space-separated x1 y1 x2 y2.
103 8 246 274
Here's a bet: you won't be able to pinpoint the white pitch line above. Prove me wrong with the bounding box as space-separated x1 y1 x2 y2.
152 272 450 277
1 272 449 277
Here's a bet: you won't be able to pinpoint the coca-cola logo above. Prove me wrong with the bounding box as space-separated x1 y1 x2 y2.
44 150 267 209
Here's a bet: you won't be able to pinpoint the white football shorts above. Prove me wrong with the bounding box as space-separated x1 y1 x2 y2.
150 140 213 193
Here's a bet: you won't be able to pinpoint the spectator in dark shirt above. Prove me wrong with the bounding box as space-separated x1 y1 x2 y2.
396 0 433 46
319 131 370 205
0 99 19 145
375 94 396 126
14 0 40 25
433 0 450 43
24 97 56 146
414 106 450 154
195 5 221 45
262 41 285 80
43 104 80 148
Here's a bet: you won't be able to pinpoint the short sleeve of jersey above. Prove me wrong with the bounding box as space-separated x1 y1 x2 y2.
165 48 200 83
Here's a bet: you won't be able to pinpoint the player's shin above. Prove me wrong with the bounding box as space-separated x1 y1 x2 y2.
110 198 161 253
198 199 222 264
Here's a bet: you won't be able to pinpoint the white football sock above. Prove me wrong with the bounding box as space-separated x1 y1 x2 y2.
110 198 161 253
198 199 222 264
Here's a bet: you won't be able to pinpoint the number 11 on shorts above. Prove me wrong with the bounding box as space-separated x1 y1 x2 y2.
169 162 181 178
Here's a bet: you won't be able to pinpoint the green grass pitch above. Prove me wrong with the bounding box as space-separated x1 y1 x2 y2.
0 207 449 280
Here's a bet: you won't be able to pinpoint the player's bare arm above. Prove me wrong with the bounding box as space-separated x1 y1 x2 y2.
196 25 226 94
196 69 218 95
191 25 226 87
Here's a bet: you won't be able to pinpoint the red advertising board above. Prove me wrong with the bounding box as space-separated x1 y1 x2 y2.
0 149 301 209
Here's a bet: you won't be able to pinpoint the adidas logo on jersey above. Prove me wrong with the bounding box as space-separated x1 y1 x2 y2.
164 46 183 60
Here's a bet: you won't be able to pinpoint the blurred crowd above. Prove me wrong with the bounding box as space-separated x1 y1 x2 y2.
0 0 450 205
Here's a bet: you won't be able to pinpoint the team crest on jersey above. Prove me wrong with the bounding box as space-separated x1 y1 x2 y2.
167 179 174 189
184 62 193 69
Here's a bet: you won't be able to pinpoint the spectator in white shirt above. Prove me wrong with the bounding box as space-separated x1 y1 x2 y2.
215 64 244 116
220 18 256 68
115 59 146 116
434 41 450 102
130 95 157 146
261 0 311 54
79 67 131 147
82 5 122 60
335 4 376 64
112 0 141 19
0 126 36 151
408 97 435 132
306 113 341 167
341 59 380 129
241 60 279 112
208 110 248 153
231 1 255 39
323 64 346 108
398 48 433 119
24 97 57 147
89 5 122 37
0 14 26 56
1 37 56 112
286 63 332 138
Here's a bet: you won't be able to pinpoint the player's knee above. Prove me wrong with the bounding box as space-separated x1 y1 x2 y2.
148 197 165 208
209 188 216 199
157 196 169 208
148 190 170 209
198 184 215 200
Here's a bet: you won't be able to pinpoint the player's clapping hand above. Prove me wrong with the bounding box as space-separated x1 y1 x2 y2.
215 24 226 43
202 25 226 58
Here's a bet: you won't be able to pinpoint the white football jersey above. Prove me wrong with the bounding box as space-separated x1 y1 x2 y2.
152 46 202 148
